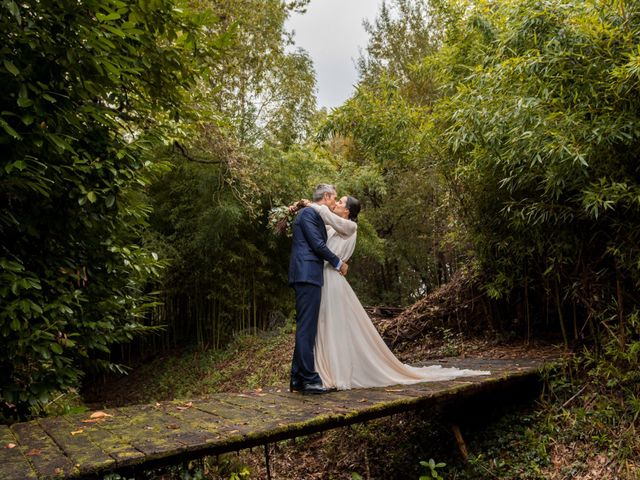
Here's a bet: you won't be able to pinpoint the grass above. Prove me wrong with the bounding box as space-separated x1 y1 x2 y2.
82 323 296 408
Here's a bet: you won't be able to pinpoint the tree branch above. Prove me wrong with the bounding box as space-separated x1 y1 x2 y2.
173 141 223 164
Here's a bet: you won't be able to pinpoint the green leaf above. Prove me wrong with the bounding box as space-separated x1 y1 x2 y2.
17 84 32 107
47 134 72 152
10 317 20 331
5 1 21 24
96 12 121 21
20 114 34 125
0 118 21 139
87 191 97 203
50 343 63 355
103 24 126 38
13 160 26 171
4 60 19 76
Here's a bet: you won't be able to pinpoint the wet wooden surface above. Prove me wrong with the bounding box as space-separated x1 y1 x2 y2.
0 358 553 479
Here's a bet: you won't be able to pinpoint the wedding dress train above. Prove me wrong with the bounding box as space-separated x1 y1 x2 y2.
311 204 490 390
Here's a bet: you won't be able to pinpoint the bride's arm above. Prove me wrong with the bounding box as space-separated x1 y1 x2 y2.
309 203 357 237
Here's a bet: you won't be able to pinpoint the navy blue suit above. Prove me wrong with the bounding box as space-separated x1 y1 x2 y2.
288 207 341 385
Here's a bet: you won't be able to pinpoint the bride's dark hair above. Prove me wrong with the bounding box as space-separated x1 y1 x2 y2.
346 196 361 223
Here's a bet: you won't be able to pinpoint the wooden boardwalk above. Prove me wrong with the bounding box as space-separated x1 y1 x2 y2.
1 358 552 479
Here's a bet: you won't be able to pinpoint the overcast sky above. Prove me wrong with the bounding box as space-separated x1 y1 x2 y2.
286 1 382 110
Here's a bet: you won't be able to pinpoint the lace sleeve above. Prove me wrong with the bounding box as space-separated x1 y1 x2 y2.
310 204 357 237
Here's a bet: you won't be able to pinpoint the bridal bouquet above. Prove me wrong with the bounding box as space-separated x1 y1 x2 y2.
268 200 308 237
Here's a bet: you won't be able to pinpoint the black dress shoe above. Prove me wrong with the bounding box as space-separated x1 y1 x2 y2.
301 383 336 395
289 379 303 392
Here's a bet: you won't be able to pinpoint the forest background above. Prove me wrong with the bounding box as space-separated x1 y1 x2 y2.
1 4 640 474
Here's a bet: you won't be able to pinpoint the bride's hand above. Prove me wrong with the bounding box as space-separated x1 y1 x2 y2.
339 262 348 276
287 199 311 214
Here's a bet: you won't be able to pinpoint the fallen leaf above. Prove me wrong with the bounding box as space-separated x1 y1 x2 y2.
26 449 41 456
228 429 240 434
176 401 193 411
255 388 263 392
256 393 267 397
5 443 16 449
70 429 84 436
357 398 368 403
90 411 112 419
166 424 180 430
384 388 404 392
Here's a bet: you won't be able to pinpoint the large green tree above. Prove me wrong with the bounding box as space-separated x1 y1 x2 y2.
428 0 640 339
319 0 452 304
0 0 223 419
141 0 330 350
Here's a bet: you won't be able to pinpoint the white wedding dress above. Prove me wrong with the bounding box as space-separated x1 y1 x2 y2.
310 204 490 390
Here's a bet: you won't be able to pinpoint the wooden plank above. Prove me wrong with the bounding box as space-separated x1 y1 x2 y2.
11 420 76 479
138 398 293 456
276 386 421 416
219 392 330 418
191 397 270 424
127 402 241 455
60 409 145 467
37 415 115 476
0 424 38 480
191 396 329 443
162 399 288 452
99 405 193 463
263 390 376 418
160 402 233 448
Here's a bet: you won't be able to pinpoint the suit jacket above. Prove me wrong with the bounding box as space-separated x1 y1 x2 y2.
288 207 341 286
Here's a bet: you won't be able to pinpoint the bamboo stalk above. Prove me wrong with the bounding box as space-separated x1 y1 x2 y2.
616 262 625 349
451 424 468 460
555 275 569 350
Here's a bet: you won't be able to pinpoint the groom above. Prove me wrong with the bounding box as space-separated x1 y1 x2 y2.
289 184 348 394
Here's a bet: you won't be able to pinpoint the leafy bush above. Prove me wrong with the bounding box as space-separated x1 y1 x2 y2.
0 0 219 420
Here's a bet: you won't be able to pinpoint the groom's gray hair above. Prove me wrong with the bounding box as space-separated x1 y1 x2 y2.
312 184 336 202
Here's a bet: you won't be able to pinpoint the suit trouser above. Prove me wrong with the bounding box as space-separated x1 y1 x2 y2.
291 282 322 385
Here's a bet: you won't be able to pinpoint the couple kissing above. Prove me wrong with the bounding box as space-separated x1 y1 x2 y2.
288 184 489 395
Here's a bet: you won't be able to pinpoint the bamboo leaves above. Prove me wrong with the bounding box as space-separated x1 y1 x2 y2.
0 0 226 420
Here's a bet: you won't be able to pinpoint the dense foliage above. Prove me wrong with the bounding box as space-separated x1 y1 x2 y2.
0 0 224 420
432 0 640 342
138 0 328 351
137 0 393 352
326 0 640 342
323 0 640 474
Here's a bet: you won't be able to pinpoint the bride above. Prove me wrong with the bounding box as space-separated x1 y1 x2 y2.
308 197 490 390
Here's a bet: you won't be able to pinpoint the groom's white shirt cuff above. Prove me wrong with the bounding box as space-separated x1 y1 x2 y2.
336 260 343 270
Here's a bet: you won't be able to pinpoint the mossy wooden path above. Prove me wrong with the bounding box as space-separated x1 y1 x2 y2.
1 358 553 479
